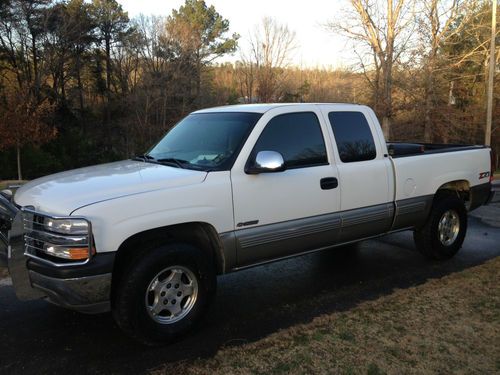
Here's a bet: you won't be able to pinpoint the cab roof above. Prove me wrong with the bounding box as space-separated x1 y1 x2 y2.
193 103 363 114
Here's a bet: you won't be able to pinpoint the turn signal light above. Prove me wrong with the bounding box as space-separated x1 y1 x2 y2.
43 245 95 261
68 247 91 260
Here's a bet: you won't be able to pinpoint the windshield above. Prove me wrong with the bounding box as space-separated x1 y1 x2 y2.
147 112 262 171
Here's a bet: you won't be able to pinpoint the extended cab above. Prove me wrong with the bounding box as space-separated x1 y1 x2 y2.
0 104 494 344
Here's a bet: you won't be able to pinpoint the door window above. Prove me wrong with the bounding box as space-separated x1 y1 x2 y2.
328 112 377 163
252 112 328 168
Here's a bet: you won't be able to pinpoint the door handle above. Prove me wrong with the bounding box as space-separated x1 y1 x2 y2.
320 177 338 190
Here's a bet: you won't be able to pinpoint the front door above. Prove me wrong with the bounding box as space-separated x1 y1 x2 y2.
231 106 341 266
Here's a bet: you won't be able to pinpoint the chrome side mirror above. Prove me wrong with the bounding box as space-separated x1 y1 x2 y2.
246 151 286 174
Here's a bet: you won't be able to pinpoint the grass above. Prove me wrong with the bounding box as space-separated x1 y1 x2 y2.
152 257 500 375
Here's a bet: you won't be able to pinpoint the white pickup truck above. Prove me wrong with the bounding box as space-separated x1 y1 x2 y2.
0 103 494 344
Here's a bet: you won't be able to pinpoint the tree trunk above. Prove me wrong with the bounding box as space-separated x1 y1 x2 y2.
31 33 40 102
423 64 434 143
373 61 381 114
382 116 391 140
424 1 439 143
105 36 112 94
196 59 201 103
381 59 393 140
60 65 66 102
76 52 84 112
16 144 22 181
381 0 395 141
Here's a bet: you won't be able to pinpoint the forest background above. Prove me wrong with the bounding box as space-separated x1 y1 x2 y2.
0 0 498 180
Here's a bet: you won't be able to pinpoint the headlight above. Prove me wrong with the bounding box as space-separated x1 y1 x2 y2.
23 212 94 263
43 218 89 235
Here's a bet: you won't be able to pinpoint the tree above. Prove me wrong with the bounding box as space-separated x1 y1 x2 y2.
441 1 499 143
0 88 55 179
66 0 96 110
235 60 256 103
91 0 130 95
329 0 415 138
239 17 297 103
19 0 51 101
0 0 50 98
165 0 238 103
417 0 472 142
44 0 96 108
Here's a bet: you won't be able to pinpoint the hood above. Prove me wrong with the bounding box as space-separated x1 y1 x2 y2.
14 160 207 215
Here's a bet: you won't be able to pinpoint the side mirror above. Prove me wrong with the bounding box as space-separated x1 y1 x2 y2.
0 189 13 202
246 151 286 174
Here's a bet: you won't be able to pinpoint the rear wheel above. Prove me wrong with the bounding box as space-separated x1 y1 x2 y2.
413 194 467 260
112 243 216 345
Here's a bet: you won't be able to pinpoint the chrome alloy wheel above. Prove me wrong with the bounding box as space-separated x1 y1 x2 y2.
438 209 460 246
145 266 198 324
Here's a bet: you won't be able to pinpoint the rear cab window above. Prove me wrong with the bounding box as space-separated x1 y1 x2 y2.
328 111 377 163
252 112 328 169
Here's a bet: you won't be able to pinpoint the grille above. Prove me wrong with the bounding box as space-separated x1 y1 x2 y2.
22 210 92 266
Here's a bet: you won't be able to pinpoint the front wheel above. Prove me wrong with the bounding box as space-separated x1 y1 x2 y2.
413 194 467 260
112 243 216 345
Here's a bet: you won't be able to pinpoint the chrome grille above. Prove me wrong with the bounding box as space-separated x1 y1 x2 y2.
22 209 92 266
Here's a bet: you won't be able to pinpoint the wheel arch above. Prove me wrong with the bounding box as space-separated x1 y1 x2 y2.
435 179 471 208
111 222 226 297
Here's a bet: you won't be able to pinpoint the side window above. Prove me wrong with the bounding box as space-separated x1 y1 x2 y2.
253 112 328 168
328 111 377 163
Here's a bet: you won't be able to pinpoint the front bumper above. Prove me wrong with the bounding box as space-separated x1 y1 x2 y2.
0 195 112 314
29 271 111 313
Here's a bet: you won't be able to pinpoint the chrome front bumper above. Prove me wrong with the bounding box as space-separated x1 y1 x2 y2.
29 270 111 313
0 195 111 313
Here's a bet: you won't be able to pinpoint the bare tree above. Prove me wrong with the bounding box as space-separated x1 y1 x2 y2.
440 1 499 144
235 60 256 103
328 0 415 138
239 17 297 103
417 0 473 142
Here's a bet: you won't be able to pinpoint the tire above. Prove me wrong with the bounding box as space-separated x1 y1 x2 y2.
112 242 216 345
413 193 467 260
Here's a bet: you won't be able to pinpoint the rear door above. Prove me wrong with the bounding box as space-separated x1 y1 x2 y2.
231 106 341 266
319 105 394 242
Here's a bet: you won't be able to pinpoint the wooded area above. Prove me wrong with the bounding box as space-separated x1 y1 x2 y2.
0 0 498 180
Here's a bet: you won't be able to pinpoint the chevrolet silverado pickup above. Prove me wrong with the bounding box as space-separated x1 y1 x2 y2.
0 103 495 344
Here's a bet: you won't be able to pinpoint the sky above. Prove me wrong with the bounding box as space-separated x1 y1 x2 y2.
118 0 352 68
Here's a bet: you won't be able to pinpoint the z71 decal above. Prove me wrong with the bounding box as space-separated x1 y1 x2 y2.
479 171 490 179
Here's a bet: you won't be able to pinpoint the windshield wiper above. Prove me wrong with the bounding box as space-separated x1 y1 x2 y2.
133 154 155 162
156 158 188 169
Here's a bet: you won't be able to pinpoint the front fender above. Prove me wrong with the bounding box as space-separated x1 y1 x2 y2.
71 171 234 254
